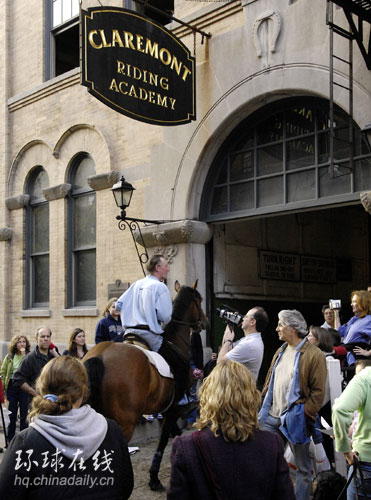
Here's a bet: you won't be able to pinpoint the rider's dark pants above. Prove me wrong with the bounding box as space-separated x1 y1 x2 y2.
158 339 189 404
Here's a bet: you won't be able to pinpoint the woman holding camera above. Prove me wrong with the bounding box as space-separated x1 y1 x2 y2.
334 290 371 366
167 360 295 499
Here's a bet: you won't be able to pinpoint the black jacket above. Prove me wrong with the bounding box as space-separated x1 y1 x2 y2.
12 347 54 389
0 418 133 500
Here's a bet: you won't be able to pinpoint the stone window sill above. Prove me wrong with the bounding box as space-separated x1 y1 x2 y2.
62 308 99 317
20 309 51 318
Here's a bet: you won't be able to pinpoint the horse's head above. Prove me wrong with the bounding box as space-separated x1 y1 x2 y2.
163 280 208 360
172 280 209 332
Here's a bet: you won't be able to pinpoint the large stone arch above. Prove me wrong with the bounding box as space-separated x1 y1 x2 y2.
165 64 371 221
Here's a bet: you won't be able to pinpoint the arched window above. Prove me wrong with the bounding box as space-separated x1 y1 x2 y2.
26 168 50 308
67 154 96 306
200 97 371 221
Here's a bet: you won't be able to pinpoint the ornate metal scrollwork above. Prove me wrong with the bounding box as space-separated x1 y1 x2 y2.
117 217 149 275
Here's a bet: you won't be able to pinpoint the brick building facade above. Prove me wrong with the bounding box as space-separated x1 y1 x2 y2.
0 0 370 361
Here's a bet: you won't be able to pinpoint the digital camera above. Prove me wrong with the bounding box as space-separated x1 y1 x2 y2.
329 299 341 310
216 308 243 326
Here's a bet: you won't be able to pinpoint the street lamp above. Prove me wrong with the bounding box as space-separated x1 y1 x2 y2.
112 176 135 220
112 176 165 276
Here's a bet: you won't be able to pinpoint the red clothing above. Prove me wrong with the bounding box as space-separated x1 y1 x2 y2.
334 344 347 369
334 345 347 358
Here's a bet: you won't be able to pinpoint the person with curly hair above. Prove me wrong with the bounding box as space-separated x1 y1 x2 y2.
62 328 88 360
167 360 295 499
0 356 133 499
1 335 31 441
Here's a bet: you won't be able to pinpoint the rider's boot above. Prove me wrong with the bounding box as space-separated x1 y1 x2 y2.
158 339 198 416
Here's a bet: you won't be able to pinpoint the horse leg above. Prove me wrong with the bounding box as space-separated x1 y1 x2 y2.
149 409 179 491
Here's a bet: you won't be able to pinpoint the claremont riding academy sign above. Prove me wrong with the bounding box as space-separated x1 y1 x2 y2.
81 7 196 126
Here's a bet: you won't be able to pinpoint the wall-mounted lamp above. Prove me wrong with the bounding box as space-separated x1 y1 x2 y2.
112 176 136 219
112 176 166 276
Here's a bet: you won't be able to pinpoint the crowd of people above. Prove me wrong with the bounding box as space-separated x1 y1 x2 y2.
0 258 370 499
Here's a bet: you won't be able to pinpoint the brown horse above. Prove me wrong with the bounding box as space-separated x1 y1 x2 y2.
83 280 208 490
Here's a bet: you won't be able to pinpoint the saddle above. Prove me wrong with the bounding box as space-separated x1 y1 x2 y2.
123 334 173 379
124 332 150 350
124 332 194 415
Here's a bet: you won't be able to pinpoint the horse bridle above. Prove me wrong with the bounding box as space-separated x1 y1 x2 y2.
171 291 203 332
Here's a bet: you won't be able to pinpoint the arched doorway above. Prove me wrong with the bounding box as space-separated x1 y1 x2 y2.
200 96 371 386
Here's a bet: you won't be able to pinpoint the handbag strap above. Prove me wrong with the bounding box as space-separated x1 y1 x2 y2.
336 456 370 500
192 431 225 500
356 459 370 499
337 465 355 500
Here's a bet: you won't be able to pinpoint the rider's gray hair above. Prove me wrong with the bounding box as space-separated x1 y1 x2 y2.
278 310 308 338
147 254 165 274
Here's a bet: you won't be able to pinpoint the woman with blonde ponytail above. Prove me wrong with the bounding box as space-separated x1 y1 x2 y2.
0 356 133 499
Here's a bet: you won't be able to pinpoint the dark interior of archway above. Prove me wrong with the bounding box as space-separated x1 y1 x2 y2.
206 204 370 389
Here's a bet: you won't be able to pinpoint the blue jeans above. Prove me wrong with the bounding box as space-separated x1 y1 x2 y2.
261 414 312 500
347 462 371 500
6 379 29 442
186 362 199 424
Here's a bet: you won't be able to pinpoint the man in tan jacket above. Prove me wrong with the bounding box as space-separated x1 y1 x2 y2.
258 309 327 500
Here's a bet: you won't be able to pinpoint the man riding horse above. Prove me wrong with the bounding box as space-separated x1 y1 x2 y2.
116 254 190 407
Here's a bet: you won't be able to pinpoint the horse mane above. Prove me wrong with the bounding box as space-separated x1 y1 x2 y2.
164 285 201 337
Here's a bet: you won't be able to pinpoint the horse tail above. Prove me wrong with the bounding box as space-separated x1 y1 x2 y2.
84 356 105 415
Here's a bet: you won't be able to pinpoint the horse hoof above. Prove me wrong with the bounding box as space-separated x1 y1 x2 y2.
149 479 165 491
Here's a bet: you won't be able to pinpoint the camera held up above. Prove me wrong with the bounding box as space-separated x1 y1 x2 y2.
216 307 243 327
329 299 341 310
